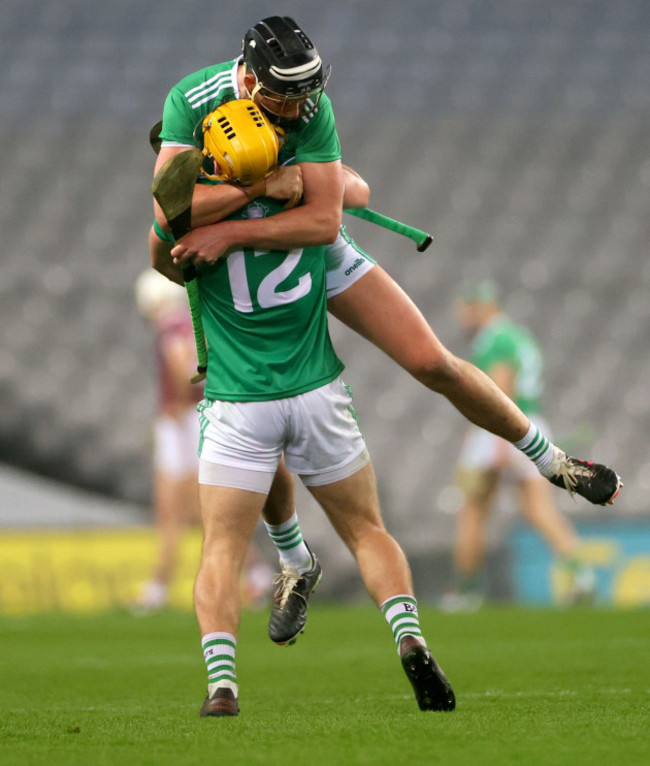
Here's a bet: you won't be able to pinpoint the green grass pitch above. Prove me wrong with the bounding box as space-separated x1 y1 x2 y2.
1 605 647 766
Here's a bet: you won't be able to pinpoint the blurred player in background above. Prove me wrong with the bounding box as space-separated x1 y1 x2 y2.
133 269 272 614
440 281 597 611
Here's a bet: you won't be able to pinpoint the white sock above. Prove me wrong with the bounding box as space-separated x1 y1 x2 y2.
264 511 313 573
380 595 425 652
137 579 167 608
202 632 237 694
513 421 558 477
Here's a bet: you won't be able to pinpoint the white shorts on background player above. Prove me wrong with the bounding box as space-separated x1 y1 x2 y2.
153 406 200 477
457 415 553 481
198 378 369 493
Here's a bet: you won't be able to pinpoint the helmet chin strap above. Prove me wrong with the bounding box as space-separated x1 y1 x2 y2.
248 81 263 101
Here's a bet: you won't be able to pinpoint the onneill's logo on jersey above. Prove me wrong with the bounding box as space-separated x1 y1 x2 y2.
345 257 365 276
245 202 270 219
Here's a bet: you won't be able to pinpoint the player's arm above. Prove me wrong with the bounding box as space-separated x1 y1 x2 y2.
149 225 184 286
170 159 344 266
153 145 267 232
152 90 262 230
153 146 304 231
342 164 370 209
154 150 364 251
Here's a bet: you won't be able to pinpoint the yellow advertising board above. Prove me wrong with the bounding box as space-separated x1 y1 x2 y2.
0 527 202 615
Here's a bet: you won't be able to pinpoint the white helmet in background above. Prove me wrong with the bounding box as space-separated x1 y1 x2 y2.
134 269 186 321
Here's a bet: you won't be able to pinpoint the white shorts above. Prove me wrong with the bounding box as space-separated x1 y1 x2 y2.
197 378 369 493
153 407 200 478
324 227 376 299
457 415 552 481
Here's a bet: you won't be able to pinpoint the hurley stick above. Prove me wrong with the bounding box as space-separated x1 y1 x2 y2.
344 208 433 252
151 149 208 383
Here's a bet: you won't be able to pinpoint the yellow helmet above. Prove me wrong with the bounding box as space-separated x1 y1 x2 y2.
201 99 283 185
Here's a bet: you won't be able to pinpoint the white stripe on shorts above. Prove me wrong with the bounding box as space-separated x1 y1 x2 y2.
299 448 370 486
198 460 275 493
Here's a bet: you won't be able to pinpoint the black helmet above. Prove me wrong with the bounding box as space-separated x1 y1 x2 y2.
242 16 330 116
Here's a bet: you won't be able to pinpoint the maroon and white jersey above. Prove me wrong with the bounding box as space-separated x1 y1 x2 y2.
155 309 204 415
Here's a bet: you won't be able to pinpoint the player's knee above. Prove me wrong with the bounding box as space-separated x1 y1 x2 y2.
342 517 387 553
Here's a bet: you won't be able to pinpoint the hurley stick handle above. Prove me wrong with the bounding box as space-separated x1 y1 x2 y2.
344 208 433 251
151 149 208 382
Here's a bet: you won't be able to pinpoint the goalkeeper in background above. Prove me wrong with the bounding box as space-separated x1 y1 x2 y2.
441 281 598 611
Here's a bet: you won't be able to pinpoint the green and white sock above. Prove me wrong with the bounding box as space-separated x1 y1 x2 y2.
513 421 557 477
202 632 238 696
264 511 313 573
380 595 424 652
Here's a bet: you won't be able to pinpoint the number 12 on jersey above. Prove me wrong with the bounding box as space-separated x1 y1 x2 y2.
226 249 313 312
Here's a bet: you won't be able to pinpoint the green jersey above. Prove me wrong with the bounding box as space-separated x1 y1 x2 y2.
158 58 344 400
198 199 344 401
159 58 341 166
471 315 544 415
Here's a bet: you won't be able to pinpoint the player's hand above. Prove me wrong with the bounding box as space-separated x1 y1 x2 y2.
171 224 235 266
265 165 303 209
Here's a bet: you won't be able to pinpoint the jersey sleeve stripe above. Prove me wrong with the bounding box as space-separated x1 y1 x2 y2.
186 76 233 107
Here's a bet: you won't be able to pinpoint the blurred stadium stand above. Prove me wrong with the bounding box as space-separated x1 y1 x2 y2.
1 0 649 599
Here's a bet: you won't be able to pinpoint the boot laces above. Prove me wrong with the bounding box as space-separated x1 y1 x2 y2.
273 566 303 608
550 450 592 497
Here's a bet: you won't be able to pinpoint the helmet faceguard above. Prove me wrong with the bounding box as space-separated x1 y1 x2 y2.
242 16 330 119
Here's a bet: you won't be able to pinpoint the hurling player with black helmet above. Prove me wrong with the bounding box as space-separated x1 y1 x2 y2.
240 15 331 123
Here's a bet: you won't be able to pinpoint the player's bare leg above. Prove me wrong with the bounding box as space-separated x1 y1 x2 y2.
152 471 198 584
308 462 455 711
517 479 577 556
440 471 499 612
195 484 264 633
131 470 198 614
328 267 622 504
261 459 321 645
328 267 528 441
308 463 411 603
517 478 595 604
455 500 489 581
195 484 266 717
261 458 295 526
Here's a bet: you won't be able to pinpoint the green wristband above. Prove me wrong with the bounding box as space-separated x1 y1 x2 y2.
152 218 175 243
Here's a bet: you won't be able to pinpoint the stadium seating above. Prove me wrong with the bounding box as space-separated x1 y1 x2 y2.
1 1 648 583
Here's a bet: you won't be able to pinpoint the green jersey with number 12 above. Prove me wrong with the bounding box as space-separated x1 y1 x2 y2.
198 198 344 401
